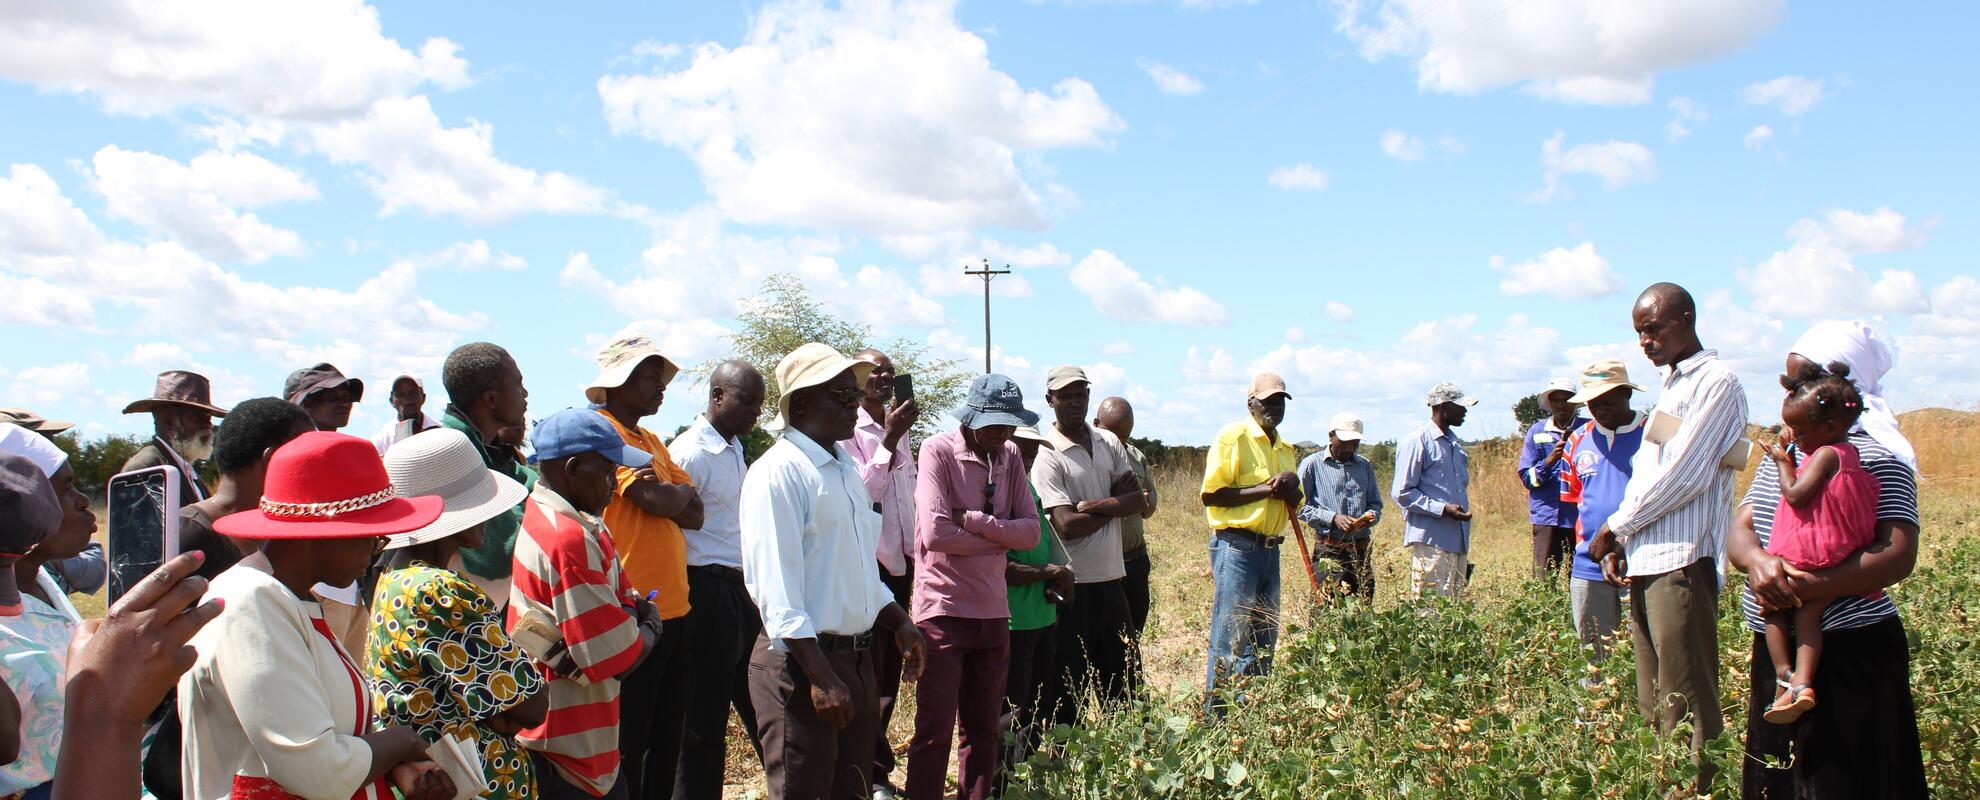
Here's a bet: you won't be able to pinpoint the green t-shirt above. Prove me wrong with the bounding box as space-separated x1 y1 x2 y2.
1008 483 1060 632
443 409 540 581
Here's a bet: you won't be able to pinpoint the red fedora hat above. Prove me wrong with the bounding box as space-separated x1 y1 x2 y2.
215 432 442 540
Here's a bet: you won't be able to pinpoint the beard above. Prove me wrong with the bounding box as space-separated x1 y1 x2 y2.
169 429 215 462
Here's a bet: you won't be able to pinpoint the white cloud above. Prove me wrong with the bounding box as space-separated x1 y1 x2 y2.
1324 301 1355 323
1744 124 1774 151
559 206 947 333
1533 131 1656 201
597 0 1123 237
1742 208 1933 319
3 363 98 412
1913 276 1980 337
89 146 316 263
590 318 737 369
1666 96 1705 140
1139 60 1205 95
0 272 95 327
1493 242 1624 300
308 95 610 223
1742 75 1825 116
424 239 527 270
1102 340 1136 355
1068 249 1228 326
1788 207 1928 254
0 0 467 121
1333 0 1783 105
1380 130 1424 162
1267 163 1329 192
0 162 488 382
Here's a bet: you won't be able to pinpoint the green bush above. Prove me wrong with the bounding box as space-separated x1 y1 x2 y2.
1007 537 1980 798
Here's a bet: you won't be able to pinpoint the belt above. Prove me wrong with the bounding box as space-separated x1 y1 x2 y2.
816 629 874 652
689 564 745 584
1216 528 1284 548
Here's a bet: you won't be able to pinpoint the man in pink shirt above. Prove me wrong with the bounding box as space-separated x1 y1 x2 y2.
846 348 919 797
905 375 1041 800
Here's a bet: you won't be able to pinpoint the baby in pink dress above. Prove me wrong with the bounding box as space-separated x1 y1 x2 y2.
1761 363 1878 724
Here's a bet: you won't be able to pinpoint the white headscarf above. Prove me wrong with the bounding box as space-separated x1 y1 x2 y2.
1788 320 1916 471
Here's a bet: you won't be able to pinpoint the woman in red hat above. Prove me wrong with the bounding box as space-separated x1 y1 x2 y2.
175 432 456 800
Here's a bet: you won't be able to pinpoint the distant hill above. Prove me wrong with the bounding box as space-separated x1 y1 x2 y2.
1899 407 1979 430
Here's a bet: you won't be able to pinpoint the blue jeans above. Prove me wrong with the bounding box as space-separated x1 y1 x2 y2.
1204 530 1282 713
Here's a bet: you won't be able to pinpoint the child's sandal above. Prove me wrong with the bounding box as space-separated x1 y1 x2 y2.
1763 683 1817 724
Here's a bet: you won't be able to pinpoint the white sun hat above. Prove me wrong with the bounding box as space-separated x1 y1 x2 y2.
380 427 529 550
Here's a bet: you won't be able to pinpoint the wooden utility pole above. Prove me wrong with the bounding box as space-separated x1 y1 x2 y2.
963 258 1010 374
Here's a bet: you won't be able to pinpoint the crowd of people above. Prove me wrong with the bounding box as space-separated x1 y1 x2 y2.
0 280 1935 799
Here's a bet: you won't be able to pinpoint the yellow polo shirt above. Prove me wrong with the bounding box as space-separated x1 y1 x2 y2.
1200 418 1299 533
597 410 694 620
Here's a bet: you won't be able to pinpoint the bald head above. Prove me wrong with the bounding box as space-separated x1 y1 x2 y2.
1633 282 1702 368
1093 396 1134 441
707 359 766 438
1636 282 1695 317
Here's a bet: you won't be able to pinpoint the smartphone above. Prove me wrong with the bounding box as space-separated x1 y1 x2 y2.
107 465 182 604
893 372 914 403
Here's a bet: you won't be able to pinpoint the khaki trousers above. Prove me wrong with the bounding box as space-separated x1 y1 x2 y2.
1628 557 1723 792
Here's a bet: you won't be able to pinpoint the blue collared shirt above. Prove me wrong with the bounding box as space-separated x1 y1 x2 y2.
1517 417 1586 527
1296 451 1383 542
1391 422 1471 553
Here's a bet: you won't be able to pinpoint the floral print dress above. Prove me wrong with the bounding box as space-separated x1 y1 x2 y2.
367 562 544 799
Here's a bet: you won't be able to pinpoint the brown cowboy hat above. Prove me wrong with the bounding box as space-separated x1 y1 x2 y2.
121 370 228 416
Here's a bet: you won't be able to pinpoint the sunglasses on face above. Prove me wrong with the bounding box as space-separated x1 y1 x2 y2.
826 386 865 407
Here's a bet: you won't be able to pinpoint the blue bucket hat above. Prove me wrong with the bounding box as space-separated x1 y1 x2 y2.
956 374 1040 430
529 409 654 467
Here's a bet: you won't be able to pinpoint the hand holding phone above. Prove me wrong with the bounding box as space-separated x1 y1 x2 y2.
892 373 914 403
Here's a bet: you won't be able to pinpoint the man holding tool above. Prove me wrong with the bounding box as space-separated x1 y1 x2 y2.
1199 372 1301 716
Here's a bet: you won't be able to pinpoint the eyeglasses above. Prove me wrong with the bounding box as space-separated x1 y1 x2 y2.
826 386 865 407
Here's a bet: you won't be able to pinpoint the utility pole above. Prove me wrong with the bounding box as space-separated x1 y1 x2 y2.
963 258 1010 374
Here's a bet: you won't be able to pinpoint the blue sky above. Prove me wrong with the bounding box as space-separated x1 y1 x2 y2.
1 0 1974 445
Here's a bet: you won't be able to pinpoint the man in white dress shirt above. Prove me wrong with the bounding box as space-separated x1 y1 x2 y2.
666 360 767 800
1588 282 1748 794
742 344 927 800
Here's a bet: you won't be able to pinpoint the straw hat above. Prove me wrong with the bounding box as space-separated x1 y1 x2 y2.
381 428 528 550
1568 359 1646 404
214 432 442 540
585 335 680 405
767 343 874 432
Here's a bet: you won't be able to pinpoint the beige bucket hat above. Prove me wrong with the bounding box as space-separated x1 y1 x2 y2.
1568 358 1647 404
767 343 874 432
585 335 680 405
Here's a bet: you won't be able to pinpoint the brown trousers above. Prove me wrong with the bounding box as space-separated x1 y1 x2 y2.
749 633 879 800
1629 556 1724 792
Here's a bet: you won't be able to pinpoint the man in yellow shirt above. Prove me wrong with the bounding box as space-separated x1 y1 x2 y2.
1199 372 1300 716
589 334 705 798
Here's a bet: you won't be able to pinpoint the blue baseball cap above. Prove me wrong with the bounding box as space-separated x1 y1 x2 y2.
955 374 1039 430
529 409 653 467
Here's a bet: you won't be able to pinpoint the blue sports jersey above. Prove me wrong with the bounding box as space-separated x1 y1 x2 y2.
1558 414 1645 582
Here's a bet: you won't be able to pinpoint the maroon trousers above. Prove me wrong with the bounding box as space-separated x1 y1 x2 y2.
906 616 1011 800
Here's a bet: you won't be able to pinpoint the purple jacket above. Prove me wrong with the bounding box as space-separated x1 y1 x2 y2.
1517 417 1585 527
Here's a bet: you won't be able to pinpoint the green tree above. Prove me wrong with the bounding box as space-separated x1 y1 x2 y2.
697 274 969 446
1512 393 1546 430
52 432 148 500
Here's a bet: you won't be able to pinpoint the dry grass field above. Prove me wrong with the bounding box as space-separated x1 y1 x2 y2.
69 408 1980 797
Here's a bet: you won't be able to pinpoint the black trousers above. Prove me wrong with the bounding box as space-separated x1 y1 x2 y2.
1003 623 1058 770
1316 538 1375 601
1122 548 1152 693
619 609 691 799
870 562 914 785
674 566 764 800
1046 579 1130 728
1740 617 1926 799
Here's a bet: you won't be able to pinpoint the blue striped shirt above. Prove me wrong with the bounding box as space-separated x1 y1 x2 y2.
1296 451 1383 541
1391 423 1470 553
1739 430 1918 633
